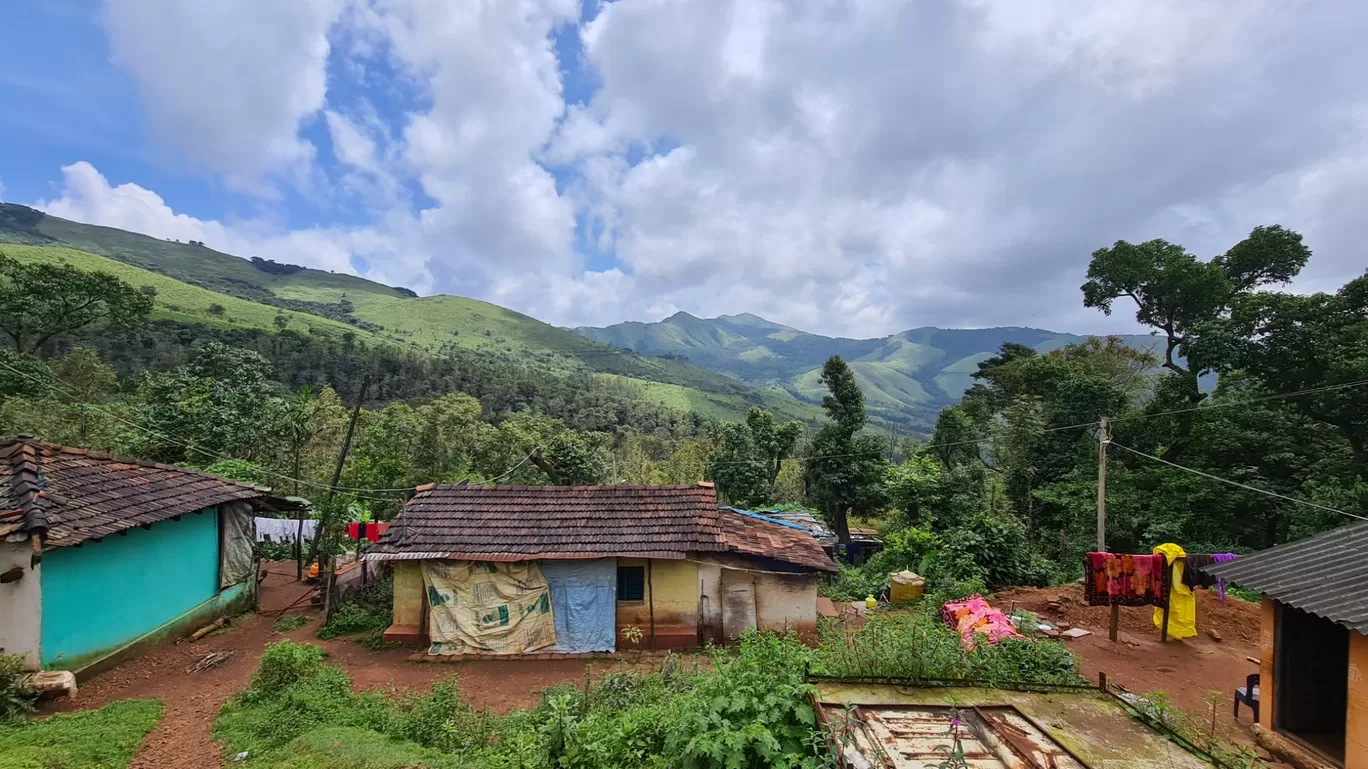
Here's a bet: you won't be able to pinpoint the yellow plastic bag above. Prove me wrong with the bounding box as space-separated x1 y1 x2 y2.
1153 543 1196 639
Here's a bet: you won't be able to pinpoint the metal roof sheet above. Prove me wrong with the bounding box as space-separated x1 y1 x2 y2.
1204 520 1368 633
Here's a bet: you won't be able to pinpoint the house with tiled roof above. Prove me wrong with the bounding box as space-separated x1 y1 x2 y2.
365 482 836 655
0 437 295 674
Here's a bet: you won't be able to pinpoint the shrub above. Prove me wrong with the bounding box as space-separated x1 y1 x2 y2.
0 654 36 722
317 574 392 641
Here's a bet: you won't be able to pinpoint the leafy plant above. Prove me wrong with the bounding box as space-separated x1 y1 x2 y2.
0 654 36 722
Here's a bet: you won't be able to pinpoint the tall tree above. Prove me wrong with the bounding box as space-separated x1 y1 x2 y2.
803 356 887 544
1081 225 1310 458
1190 273 1368 485
0 252 153 353
708 407 803 507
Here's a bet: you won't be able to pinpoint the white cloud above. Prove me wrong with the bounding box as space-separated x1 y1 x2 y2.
101 0 347 193
36 0 1368 338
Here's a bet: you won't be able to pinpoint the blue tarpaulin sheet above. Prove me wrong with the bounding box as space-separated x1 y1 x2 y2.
541 559 617 653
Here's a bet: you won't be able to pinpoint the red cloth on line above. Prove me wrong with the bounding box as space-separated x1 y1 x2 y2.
1083 553 1168 607
346 522 389 542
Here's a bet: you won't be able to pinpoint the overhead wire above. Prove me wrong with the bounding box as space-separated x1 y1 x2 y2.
1108 441 1367 522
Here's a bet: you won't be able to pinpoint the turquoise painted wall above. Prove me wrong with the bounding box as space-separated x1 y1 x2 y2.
41 507 219 668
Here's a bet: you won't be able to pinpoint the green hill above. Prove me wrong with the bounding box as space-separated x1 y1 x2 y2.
575 312 1165 431
0 204 823 426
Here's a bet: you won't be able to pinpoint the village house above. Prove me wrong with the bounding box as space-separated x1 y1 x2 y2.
1207 521 1368 769
0 437 294 676
367 482 837 655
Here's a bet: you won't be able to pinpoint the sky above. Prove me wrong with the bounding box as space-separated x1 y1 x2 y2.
1 0 1365 339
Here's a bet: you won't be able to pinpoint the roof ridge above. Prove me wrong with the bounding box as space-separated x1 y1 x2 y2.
0 438 274 495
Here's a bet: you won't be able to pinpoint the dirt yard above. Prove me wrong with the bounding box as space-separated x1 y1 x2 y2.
995 583 1264 740
45 563 664 769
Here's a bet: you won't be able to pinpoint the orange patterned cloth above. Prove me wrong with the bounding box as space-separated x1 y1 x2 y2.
940 595 1022 650
1084 553 1168 607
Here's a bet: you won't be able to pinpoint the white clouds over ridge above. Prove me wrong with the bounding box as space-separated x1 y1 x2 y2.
37 0 1368 337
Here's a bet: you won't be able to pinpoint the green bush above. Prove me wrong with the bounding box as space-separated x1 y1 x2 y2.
0 655 36 722
318 575 393 641
931 512 1054 589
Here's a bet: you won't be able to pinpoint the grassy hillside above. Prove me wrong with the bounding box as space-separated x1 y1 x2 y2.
3 244 385 342
576 312 1166 431
0 205 822 425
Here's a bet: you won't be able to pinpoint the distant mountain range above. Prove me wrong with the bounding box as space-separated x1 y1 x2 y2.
0 202 1164 433
575 312 1162 431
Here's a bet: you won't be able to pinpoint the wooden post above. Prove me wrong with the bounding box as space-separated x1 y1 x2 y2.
1097 418 1119 642
1098 671 1108 692
1159 554 1172 643
647 560 656 651
304 375 369 573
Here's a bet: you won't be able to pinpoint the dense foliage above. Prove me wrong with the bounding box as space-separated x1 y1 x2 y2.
216 634 833 769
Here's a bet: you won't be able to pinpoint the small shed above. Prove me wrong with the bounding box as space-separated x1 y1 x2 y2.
366 482 837 655
0 438 293 675
1206 521 1368 768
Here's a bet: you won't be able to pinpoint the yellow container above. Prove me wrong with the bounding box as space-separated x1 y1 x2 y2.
889 571 926 603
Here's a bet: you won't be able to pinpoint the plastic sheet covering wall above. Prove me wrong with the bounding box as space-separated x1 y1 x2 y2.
541 559 617 653
423 560 556 655
220 502 255 588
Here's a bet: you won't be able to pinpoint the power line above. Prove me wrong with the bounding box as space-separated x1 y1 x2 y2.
486 450 536 483
1109 378 1368 425
1108 441 1367 522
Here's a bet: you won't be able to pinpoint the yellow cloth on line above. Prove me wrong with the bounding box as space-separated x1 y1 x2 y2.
422 560 557 656
1153 543 1196 640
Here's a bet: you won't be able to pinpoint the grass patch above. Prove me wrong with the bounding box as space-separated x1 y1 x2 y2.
0 699 163 769
273 614 313 633
812 581 1087 688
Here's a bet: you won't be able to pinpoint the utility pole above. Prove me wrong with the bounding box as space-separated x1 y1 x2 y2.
307 375 369 622
1097 417 1119 641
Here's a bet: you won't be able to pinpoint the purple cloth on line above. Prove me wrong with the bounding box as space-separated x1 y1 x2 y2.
1212 553 1238 601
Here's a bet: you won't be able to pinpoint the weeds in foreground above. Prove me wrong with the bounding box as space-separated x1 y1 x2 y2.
216 634 837 768
1124 690 1262 769
0 699 163 769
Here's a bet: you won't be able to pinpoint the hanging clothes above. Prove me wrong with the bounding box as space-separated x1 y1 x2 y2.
1153 543 1196 639
1083 553 1169 607
1181 553 1240 601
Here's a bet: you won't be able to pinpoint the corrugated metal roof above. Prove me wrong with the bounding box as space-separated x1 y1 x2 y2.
1204 520 1368 633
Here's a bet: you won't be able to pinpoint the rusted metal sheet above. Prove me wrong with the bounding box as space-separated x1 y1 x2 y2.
826 704 1088 769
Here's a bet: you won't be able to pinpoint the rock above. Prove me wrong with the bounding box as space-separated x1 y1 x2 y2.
1206 628 1223 642
1057 622 1071 630
1044 630 1061 638
1046 602 1063 613
1060 628 1092 639
25 670 77 699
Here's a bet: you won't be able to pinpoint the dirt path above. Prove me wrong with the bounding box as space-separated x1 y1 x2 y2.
995 584 1263 740
44 564 664 767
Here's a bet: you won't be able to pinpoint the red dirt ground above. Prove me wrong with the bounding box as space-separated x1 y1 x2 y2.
44 563 663 768
994 583 1266 743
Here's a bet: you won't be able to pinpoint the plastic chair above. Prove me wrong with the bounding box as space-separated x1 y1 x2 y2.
1234 673 1260 721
